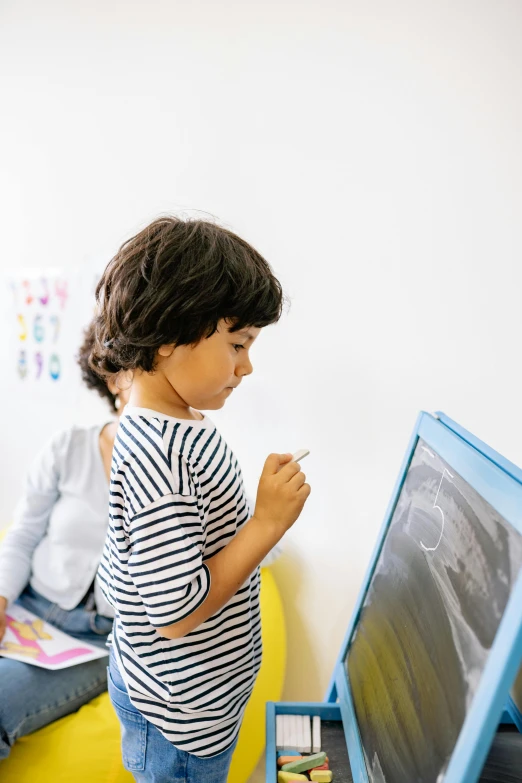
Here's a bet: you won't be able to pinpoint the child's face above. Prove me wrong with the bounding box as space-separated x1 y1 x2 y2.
155 319 261 411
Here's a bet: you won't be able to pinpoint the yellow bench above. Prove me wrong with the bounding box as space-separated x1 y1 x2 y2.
0 524 285 783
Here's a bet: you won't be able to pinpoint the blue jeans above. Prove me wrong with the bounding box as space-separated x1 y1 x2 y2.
108 646 238 783
0 584 113 759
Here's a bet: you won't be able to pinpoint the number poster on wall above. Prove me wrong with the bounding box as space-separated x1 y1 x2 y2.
5 268 100 392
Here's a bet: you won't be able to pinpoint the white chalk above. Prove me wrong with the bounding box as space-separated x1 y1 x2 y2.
283 715 292 751
292 449 310 463
294 715 303 753
276 715 284 751
303 714 312 753
291 714 300 751
312 715 321 753
300 715 308 753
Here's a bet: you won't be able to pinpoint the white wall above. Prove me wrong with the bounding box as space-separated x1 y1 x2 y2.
1 0 522 703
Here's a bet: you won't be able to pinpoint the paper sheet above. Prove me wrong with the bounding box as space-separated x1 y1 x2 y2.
0 604 108 670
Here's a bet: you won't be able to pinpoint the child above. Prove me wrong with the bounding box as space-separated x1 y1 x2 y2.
90 216 311 783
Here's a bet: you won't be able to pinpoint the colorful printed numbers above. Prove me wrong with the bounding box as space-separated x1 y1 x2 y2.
22 279 33 305
17 350 27 379
54 279 68 309
11 276 66 383
38 277 50 306
50 314 60 342
12 278 68 310
32 312 60 343
33 314 44 342
49 354 60 381
17 349 60 381
35 351 44 379
17 314 27 341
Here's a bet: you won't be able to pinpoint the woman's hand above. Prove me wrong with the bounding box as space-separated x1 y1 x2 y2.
0 596 8 643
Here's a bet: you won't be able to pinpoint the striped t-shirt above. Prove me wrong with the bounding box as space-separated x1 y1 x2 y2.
97 406 262 758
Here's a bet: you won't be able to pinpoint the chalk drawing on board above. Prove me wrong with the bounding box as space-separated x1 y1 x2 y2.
421 467 454 552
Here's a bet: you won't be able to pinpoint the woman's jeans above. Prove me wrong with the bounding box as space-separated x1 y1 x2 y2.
0 583 112 759
108 646 238 783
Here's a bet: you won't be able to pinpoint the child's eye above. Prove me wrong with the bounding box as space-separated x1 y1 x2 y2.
232 344 244 352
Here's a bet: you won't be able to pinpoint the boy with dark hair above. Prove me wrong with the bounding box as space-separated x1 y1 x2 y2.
91 216 310 783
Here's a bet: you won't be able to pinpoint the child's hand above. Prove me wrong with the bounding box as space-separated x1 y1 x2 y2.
253 453 311 535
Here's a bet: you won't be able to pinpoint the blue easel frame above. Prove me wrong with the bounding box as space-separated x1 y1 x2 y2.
320 411 522 783
435 413 522 735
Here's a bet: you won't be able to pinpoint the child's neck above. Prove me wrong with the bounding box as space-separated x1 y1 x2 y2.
128 388 203 421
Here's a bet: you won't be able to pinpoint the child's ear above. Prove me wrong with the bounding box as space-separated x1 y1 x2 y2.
107 378 118 396
157 344 175 357
108 370 132 395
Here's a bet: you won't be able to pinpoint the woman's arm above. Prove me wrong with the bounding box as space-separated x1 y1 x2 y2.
0 430 66 607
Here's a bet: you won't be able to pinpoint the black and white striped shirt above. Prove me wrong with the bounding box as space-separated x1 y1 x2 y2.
98 406 262 758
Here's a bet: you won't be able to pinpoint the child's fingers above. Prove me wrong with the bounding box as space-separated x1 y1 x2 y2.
298 482 312 499
278 461 303 481
262 453 293 476
288 470 307 490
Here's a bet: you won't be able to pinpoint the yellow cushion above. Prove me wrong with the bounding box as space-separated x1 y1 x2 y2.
1 691 133 783
0 556 286 782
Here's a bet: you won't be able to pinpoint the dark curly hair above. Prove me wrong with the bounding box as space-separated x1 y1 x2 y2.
78 322 118 412
89 216 284 379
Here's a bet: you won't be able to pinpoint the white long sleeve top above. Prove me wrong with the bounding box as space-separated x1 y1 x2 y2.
0 423 114 617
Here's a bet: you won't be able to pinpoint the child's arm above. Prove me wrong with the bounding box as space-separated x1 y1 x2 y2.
157 452 309 640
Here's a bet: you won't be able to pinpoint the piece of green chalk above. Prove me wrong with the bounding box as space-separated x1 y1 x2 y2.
281 752 327 774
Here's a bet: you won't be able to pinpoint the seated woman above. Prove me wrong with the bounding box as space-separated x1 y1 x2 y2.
0 324 130 760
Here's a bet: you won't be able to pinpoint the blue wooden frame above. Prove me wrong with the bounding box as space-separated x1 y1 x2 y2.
436 412 522 735
321 411 522 783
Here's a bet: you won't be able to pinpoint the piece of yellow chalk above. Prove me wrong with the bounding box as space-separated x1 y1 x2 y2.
277 773 308 783
277 756 303 767
310 771 333 783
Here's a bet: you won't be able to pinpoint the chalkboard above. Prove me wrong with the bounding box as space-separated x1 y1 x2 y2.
345 437 522 783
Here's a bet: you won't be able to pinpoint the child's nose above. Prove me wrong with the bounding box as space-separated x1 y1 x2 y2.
238 354 253 376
